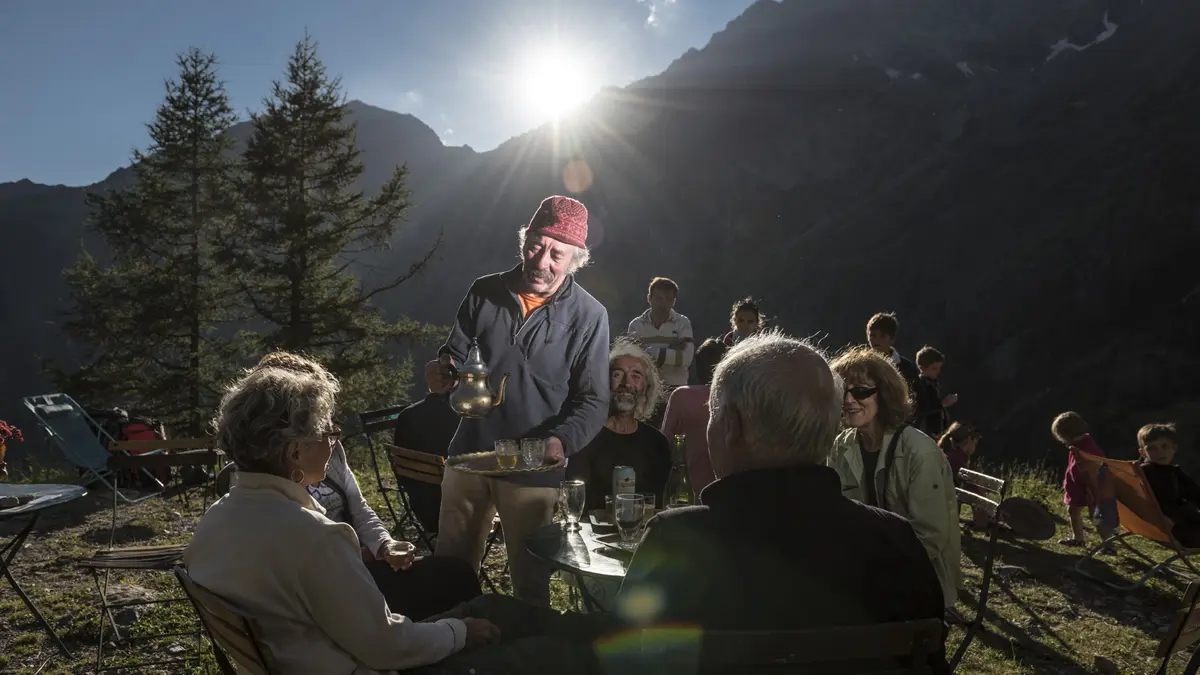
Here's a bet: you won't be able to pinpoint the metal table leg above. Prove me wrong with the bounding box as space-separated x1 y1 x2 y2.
572 573 605 613
1 513 73 658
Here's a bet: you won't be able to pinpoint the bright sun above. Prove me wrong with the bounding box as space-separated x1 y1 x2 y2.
515 46 596 121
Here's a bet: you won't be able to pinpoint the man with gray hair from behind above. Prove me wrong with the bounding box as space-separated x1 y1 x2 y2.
615 330 949 673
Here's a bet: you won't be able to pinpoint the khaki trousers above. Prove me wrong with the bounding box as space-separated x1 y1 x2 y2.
436 469 557 606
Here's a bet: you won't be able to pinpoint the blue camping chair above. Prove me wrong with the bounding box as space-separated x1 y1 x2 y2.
22 393 164 504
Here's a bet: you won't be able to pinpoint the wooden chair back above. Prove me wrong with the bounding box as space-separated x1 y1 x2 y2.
174 567 276 675
1155 581 1200 674
955 468 1007 519
624 619 944 674
1071 451 1174 545
386 445 445 486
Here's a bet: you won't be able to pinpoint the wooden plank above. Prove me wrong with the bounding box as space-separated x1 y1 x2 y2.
108 450 220 470
957 468 1005 495
108 438 215 452
393 465 443 486
956 488 1000 517
388 445 446 466
389 454 444 483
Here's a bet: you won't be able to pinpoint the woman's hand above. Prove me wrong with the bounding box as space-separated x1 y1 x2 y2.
377 540 416 572
463 617 502 648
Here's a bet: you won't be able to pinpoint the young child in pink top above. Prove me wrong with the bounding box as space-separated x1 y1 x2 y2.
1052 411 1116 547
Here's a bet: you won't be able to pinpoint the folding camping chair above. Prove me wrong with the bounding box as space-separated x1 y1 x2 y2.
1071 451 1200 590
23 393 163 503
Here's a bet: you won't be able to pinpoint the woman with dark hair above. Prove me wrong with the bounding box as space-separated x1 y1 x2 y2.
827 346 961 610
722 297 765 347
661 338 729 493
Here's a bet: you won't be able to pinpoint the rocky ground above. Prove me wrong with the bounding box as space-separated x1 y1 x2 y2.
0 461 1192 674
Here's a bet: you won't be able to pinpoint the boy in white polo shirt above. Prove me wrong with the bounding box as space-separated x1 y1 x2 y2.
627 277 694 389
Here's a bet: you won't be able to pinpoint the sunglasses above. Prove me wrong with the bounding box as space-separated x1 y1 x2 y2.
320 426 342 444
846 386 878 401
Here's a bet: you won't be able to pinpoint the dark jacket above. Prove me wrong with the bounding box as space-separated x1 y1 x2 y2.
617 465 948 672
896 354 921 392
440 265 610 487
914 376 948 438
1141 460 1200 527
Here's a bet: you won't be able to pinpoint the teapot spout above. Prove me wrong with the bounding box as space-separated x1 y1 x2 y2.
491 374 510 408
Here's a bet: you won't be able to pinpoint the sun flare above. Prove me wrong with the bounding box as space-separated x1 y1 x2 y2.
515 46 596 121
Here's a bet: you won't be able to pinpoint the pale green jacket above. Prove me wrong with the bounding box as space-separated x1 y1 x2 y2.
829 426 962 608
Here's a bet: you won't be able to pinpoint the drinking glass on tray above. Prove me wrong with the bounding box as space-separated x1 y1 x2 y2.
519 438 545 468
494 439 519 469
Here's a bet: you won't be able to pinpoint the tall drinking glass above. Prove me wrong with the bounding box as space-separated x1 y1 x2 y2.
638 493 657 525
520 438 545 468
494 439 519 469
615 494 646 546
559 480 586 531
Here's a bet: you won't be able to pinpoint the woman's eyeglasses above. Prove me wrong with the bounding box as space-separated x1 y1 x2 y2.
846 386 878 401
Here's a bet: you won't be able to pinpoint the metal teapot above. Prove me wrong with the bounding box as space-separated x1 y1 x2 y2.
447 338 510 418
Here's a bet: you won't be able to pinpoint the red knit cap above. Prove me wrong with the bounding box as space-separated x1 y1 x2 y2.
526 196 588 248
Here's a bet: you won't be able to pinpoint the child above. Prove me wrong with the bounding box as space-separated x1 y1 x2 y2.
1052 411 1117 547
1137 423 1200 547
915 346 958 438
939 422 989 529
938 421 980 478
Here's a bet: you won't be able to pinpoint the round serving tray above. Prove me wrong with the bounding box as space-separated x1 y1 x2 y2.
446 450 559 477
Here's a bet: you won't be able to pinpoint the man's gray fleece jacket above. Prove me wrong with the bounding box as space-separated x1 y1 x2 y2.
439 265 610 487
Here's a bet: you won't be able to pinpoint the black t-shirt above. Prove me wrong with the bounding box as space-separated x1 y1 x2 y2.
860 446 880 507
566 423 672 511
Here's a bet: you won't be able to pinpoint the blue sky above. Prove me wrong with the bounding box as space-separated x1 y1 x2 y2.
0 0 759 186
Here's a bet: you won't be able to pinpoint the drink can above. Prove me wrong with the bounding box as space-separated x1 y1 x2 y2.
612 465 636 501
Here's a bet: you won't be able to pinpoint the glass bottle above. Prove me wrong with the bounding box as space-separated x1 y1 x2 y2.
664 434 694 509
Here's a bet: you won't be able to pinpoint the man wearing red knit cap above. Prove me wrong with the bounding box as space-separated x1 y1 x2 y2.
426 195 610 606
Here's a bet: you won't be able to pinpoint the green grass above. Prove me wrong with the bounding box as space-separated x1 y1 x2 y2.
0 461 1195 674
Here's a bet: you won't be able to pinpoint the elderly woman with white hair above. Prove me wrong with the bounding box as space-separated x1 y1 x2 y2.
566 337 670 512
185 352 610 675
220 352 483 622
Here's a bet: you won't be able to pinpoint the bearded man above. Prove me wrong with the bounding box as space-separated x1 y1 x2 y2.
426 195 610 607
566 338 671 513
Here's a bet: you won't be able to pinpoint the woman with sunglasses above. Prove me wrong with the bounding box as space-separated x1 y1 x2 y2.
828 347 961 611
218 352 481 621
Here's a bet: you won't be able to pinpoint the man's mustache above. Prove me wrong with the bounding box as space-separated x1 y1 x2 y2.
523 265 554 281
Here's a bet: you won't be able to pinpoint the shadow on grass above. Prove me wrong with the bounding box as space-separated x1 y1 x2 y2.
965 533 1184 624
81 522 159 547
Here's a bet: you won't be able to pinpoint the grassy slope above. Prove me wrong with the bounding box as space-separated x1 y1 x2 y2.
0 462 1193 674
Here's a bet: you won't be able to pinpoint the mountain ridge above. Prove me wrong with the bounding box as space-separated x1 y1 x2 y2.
2 0 1199 463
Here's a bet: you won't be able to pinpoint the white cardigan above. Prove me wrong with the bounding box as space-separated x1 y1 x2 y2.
184 471 466 674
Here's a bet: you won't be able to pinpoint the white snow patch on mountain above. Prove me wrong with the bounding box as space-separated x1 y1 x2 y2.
1045 11 1119 62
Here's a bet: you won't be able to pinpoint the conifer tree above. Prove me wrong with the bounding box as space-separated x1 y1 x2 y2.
60 48 241 435
226 34 441 414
